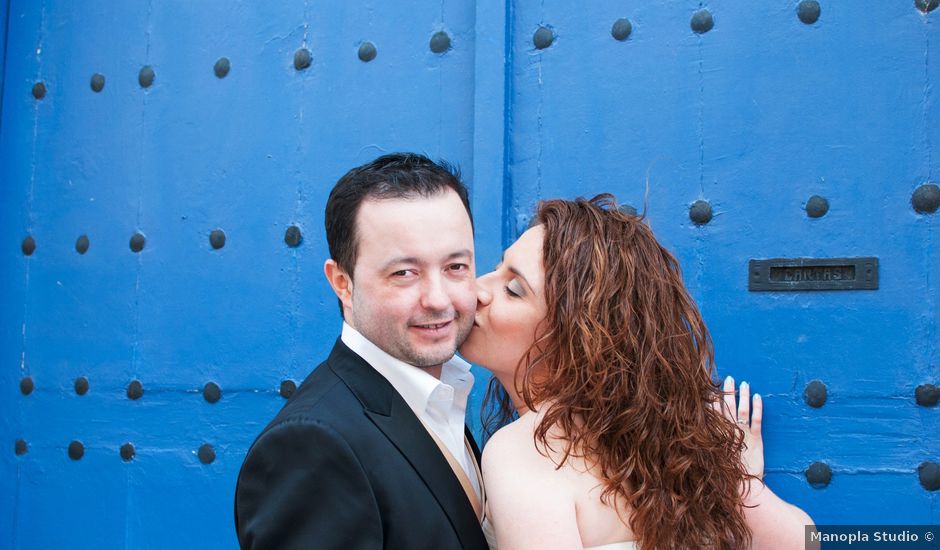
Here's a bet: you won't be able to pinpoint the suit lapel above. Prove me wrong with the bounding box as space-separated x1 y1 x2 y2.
327 340 488 550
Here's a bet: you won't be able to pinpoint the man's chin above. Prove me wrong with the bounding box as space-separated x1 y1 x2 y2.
406 343 458 368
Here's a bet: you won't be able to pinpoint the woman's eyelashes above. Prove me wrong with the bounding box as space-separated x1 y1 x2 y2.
504 279 525 298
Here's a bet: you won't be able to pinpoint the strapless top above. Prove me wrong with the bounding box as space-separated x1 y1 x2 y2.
481 517 637 550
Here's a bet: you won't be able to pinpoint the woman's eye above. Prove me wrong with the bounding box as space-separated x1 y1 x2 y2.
504 279 524 297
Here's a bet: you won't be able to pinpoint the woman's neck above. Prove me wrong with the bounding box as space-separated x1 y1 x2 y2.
492 371 534 417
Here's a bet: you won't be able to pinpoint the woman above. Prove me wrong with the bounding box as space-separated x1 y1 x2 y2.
459 195 812 549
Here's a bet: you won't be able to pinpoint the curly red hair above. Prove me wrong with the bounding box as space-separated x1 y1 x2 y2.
485 194 752 549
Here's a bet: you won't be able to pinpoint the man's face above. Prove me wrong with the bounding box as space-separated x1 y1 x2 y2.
345 190 476 369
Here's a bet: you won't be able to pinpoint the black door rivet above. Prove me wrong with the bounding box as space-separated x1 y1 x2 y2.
916 0 939 14
358 42 377 62
68 440 85 460
214 57 231 78
75 235 90 254
284 225 302 247
915 384 939 407
918 461 940 491
198 443 216 464
691 9 714 33
611 18 633 41
533 26 554 49
689 200 713 225
912 183 940 214
805 461 832 488
294 48 312 70
127 379 144 400
120 442 136 461
619 203 637 216
22 236 36 256
203 382 222 403
430 31 451 54
803 379 827 408
74 376 89 396
209 229 226 250
798 1 821 24
91 73 106 92
806 195 829 218
139 66 155 88
32 82 47 99
130 232 146 253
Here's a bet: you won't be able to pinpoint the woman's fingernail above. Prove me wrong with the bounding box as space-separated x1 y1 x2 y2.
753 393 761 400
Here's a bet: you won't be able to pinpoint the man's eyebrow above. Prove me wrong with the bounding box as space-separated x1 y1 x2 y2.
379 249 472 272
445 249 473 261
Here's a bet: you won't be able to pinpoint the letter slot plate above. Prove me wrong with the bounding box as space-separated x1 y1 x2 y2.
748 257 878 291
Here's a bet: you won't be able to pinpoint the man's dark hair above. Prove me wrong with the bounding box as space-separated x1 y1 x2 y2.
325 152 473 287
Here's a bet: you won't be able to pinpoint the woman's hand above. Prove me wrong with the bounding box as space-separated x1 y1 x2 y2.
715 377 815 548
716 376 764 480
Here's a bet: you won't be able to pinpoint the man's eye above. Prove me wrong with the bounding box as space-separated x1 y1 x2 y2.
449 263 468 272
391 270 411 277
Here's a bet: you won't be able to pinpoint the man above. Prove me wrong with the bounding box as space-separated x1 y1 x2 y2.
235 153 489 550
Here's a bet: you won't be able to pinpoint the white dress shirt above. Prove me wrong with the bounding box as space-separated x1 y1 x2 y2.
341 322 482 501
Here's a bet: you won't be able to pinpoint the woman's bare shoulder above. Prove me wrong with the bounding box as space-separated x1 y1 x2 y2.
481 416 533 466
482 410 565 478
481 412 581 547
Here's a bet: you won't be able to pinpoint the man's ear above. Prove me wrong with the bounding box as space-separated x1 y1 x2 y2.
324 259 353 311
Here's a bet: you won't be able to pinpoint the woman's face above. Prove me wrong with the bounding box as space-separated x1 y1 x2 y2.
459 225 548 377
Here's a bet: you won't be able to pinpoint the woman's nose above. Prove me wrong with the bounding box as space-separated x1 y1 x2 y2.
476 272 495 306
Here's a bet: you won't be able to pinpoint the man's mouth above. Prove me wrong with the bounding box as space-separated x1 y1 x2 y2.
412 320 454 333
416 321 450 330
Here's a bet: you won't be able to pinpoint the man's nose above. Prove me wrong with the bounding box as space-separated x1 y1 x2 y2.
421 273 452 311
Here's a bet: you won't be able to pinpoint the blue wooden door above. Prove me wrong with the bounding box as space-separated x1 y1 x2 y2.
2 1 937 547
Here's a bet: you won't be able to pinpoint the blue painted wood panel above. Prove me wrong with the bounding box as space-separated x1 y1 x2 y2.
1 1 937 547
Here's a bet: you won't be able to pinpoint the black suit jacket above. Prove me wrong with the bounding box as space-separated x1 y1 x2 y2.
235 339 489 550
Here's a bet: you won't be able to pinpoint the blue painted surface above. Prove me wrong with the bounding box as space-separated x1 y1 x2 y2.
507 0 939 524
1 1 938 548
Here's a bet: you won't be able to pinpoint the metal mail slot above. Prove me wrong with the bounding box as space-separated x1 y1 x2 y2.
748 257 878 291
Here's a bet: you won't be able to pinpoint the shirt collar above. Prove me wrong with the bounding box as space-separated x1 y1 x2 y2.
340 322 474 418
